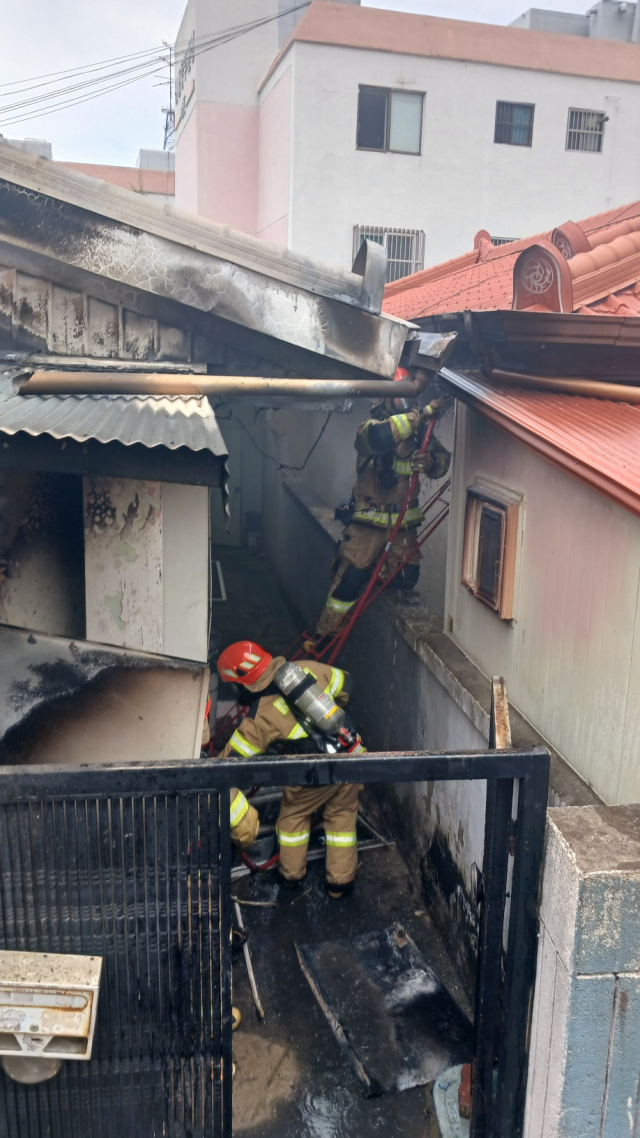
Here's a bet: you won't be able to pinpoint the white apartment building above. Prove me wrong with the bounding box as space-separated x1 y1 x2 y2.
174 0 640 276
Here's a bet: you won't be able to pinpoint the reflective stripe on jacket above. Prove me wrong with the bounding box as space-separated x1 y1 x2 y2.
230 789 250 828
351 505 424 529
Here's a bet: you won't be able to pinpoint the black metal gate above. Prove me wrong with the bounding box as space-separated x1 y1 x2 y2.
0 740 549 1138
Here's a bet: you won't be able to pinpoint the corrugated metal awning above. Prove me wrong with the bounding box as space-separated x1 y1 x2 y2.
0 377 227 457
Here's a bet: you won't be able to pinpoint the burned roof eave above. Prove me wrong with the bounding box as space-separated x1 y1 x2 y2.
0 143 368 307
0 148 412 379
0 237 396 381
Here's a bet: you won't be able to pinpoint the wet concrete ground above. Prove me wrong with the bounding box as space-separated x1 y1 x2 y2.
231 797 472 1138
210 545 472 1136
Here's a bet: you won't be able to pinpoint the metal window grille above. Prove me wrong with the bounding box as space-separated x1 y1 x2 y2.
0 739 549 1138
353 226 425 283
494 102 535 147
566 108 605 152
491 237 518 246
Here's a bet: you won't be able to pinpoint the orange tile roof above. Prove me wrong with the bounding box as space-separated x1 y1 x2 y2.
262 1 640 90
443 369 640 517
383 201 640 320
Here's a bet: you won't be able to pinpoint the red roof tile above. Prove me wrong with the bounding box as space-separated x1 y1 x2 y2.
443 369 640 517
383 202 640 320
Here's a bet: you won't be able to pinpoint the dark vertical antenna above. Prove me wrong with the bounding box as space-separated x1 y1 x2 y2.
162 42 175 151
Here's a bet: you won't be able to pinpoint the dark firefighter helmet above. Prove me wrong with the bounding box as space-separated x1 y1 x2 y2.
382 367 415 415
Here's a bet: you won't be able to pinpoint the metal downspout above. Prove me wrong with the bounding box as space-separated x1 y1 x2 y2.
15 372 432 399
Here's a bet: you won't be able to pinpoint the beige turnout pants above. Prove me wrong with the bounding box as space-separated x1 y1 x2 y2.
317 523 420 637
276 783 363 885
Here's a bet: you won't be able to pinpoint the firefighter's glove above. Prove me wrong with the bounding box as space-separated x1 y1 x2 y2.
423 398 445 419
411 451 431 475
423 437 452 480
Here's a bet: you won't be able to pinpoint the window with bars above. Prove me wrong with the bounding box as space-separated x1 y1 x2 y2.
566 108 606 153
356 87 424 154
491 236 519 246
353 226 426 283
494 101 535 147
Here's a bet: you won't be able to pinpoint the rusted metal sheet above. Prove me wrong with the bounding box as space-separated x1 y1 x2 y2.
490 676 512 751
0 144 410 377
0 624 209 765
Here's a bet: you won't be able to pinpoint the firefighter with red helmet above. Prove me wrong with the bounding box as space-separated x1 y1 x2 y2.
314 367 450 639
216 641 363 898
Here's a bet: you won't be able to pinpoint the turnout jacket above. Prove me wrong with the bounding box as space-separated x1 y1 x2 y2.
219 657 351 759
352 406 450 529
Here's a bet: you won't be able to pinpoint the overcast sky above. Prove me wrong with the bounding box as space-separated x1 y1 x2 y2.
0 0 592 166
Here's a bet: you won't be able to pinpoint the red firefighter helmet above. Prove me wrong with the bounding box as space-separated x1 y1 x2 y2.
217 641 273 686
383 367 414 415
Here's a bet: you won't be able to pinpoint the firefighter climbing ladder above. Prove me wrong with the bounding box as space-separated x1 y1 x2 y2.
211 415 450 751
295 414 449 665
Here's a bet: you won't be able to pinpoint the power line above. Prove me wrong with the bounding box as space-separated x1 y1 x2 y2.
0 20 259 95
0 3 311 130
217 403 334 473
0 56 167 120
162 43 175 152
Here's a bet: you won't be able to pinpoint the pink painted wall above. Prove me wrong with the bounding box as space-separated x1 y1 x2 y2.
174 109 199 215
176 102 259 232
258 217 289 245
258 69 291 243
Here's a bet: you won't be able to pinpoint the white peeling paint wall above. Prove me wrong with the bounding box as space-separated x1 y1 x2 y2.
445 403 640 806
162 482 209 662
84 477 209 662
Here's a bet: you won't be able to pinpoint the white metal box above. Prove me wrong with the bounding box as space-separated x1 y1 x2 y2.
0 951 102 1061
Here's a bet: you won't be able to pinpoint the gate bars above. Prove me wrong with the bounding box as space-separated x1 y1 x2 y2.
0 740 549 1138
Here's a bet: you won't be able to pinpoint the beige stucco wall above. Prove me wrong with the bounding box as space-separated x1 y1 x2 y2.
446 403 640 805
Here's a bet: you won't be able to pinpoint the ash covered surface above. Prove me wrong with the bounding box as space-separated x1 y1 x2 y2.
0 624 205 764
231 794 471 1138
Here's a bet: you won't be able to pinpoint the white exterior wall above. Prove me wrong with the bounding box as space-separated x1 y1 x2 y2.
268 41 640 270
84 478 209 663
445 404 640 806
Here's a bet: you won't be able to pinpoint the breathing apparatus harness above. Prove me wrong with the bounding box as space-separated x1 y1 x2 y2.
274 662 365 754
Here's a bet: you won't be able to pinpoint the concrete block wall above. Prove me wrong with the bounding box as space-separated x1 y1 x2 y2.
525 805 640 1138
